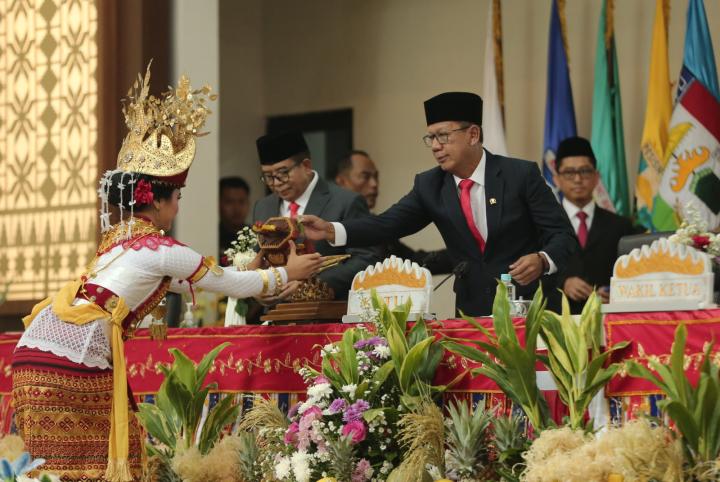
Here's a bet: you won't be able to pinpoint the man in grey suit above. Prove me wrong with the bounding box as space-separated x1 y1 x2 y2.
252 130 380 302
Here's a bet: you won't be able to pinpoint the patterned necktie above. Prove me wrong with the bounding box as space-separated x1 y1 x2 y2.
289 201 300 219
576 211 588 248
458 179 486 253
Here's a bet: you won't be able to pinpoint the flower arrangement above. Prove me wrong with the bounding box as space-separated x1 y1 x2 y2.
223 226 259 324
668 203 720 260
224 226 259 268
241 293 445 481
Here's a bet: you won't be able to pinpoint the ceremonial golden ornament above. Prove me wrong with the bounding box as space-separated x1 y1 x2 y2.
116 62 217 177
289 277 334 302
352 266 427 291
615 243 706 278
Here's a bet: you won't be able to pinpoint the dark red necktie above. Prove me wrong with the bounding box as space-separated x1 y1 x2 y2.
289 201 300 219
576 211 588 248
459 179 486 253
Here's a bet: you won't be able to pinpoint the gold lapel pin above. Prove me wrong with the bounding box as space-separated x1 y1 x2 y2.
489 198 497 205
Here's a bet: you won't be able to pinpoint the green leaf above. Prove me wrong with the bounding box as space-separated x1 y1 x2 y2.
198 395 242 454
338 329 359 384
362 408 385 423
168 348 197 391
234 299 249 317
669 324 691 406
399 337 434 393
661 400 700 454
194 342 230 392
136 403 176 449
368 360 395 398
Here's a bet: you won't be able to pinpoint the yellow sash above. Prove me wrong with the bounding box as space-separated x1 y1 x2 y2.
24 279 134 482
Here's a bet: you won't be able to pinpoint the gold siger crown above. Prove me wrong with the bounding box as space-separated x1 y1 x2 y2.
614 238 710 279
116 62 217 180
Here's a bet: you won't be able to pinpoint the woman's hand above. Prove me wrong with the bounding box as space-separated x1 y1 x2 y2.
284 241 323 281
245 250 266 271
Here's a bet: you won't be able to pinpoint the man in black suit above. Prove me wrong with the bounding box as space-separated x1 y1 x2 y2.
553 137 636 314
302 92 576 316
252 131 380 302
334 149 453 275
219 176 251 261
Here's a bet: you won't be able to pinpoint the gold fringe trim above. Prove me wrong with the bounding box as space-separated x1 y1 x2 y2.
493 0 505 126
105 458 133 482
557 0 570 65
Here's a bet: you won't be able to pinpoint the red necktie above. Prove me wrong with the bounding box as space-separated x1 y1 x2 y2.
289 201 300 219
458 179 486 253
576 211 588 248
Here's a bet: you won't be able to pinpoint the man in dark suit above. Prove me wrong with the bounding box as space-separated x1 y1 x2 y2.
252 131 380 302
302 92 577 316
553 137 636 314
334 149 453 275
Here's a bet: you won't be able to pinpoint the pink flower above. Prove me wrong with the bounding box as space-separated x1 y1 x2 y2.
302 406 323 421
284 421 299 445
134 179 154 205
341 420 367 444
352 458 373 482
313 375 330 385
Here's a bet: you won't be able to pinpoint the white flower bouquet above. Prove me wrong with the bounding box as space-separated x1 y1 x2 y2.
224 226 259 326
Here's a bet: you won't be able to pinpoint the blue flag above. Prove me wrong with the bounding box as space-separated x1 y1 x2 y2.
681 0 719 102
542 0 577 189
652 0 720 231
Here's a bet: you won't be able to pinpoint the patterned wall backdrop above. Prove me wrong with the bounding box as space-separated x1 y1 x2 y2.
0 0 98 301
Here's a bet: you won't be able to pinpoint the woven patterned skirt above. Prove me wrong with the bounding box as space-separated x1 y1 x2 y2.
12 347 144 481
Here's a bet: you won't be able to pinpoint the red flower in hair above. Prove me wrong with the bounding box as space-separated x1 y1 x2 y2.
134 179 154 205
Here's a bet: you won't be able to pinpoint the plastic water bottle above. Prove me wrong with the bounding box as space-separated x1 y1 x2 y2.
500 273 516 302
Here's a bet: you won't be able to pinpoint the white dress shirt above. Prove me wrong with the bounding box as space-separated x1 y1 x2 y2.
452 150 488 241
331 151 555 273
563 198 596 235
281 171 319 217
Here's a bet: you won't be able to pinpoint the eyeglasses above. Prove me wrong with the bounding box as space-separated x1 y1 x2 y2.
557 168 596 180
261 163 301 185
422 126 470 147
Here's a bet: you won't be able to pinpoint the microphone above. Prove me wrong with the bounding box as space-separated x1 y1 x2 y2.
433 261 469 292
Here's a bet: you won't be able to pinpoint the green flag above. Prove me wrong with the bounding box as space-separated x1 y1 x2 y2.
591 0 629 216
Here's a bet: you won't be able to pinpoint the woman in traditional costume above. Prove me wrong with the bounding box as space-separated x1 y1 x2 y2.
11 67 323 481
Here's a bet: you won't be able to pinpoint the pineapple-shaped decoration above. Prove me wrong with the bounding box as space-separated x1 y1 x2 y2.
444 400 494 481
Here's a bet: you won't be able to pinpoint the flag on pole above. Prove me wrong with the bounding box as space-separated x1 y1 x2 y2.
591 0 629 216
482 0 508 156
635 0 672 230
542 0 576 190
652 0 720 231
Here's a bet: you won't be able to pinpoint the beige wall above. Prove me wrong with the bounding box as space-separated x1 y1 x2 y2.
173 0 220 257
219 0 720 317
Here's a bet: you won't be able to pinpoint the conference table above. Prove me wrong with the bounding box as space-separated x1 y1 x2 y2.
0 308 718 434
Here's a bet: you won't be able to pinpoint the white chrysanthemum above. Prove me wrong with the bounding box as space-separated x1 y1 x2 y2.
297 400 313 414
291 451 312 482
232 250 256 269
307 382 332 400
274 456 292 479
341 383 357 399
372 345 391 359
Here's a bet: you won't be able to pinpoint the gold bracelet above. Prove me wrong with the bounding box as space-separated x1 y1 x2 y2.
255 269 269 295
270 267 283 295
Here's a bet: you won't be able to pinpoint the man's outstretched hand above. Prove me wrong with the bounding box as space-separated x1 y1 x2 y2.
299 214 335 243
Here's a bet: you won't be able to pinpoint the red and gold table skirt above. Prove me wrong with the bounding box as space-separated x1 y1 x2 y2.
0 309 717 433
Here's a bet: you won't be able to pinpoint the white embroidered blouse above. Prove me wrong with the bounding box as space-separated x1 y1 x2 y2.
18 220 286 369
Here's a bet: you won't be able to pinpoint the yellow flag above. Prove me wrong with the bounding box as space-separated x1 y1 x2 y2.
635 0 672 229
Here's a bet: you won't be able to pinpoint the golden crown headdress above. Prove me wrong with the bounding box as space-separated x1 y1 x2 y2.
116 62 217 185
